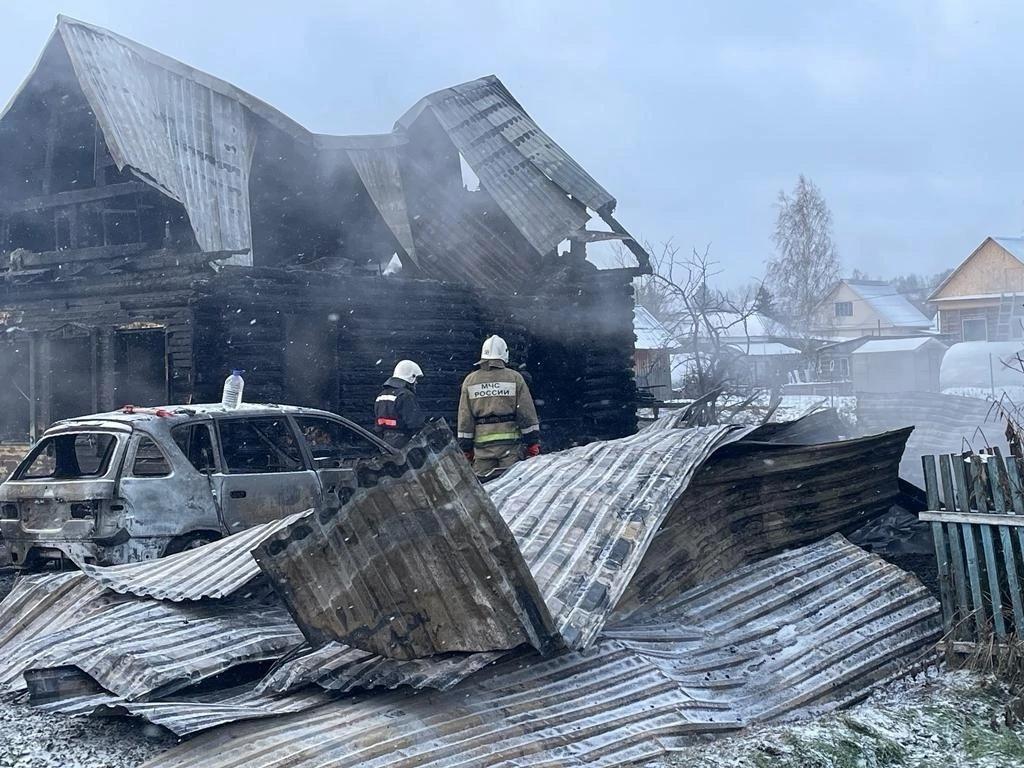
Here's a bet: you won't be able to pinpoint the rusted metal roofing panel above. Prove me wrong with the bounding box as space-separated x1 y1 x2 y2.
256 642 511 695
26 599 302 701
254 423 557 659
54 17 257 257
72 509 311 601
138 536 939 768
487 424 746 650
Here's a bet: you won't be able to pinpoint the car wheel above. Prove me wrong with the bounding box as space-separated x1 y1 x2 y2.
164 532 220 555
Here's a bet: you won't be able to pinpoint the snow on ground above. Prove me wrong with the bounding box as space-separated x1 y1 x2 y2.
652 671 1024 768
0 699 174 768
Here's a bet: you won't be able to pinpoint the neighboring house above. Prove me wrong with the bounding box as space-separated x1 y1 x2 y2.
811 279 932 339
633 306 675 400
850 337 947 394
718 312 803 390
928 236 1024 344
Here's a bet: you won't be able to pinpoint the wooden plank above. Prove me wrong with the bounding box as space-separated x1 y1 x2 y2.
952 456 989 638
0 181 151 215
921 511 1024 527
940 455 972 638
21 242 148 268
991 455 1024 636
971 457 1006 638
923 455 954 634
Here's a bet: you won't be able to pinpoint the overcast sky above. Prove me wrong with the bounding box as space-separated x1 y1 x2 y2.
2 0 1022 286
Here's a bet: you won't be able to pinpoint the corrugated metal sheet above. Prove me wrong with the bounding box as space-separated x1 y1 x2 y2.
416 77 591 257
73 508 311 601
32 679 332 737
856 391 1009 486
342 145 417 263
256 642 511 695
138 535 940 768
394 75 649 285
22 597 302 700
0 573 108 693
615 428 911 615
488 424 745 650
56 17 256 256
254 423 557 659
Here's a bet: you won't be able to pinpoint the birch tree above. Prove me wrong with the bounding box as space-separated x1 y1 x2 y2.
767 175 841 338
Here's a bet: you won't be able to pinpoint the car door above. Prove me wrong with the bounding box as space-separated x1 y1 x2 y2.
293 415 391 512
118 429 220 546
213 415 321 533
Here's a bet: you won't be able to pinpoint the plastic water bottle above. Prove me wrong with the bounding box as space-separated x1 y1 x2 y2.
221 369 245 409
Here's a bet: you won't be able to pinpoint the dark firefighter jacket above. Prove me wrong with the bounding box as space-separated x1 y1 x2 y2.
457 360 540 457
374 377 426 446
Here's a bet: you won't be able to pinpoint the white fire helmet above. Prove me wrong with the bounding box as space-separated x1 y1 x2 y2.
393 360 424 384
480 335 509 363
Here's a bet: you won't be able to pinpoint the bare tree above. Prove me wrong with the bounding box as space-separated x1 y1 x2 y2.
619 240 766 407
767 175 841 340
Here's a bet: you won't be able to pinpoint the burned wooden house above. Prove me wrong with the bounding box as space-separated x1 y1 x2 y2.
0 16 648 469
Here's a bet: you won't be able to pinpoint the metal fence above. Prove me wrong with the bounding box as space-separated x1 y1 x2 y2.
922 451 1024 651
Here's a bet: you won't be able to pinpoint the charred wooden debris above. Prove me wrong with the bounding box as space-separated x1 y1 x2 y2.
0 415 942 766
0 15 639 466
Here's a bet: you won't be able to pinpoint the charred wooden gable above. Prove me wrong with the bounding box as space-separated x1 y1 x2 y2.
0 16 646 464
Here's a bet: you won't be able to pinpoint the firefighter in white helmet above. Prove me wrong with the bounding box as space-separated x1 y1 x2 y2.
374 360 426 447
457 335 540 476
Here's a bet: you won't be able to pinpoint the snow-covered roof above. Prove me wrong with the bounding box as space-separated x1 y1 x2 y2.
633 306 676 350
994 237 1024 262
844 280 931 328
851 337 943 354
727 341 802 357
940 341 1024 392
677 311 791 341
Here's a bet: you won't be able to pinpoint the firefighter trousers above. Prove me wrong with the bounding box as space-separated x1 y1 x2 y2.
472 449 520 478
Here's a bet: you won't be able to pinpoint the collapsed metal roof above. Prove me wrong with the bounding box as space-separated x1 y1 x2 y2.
0 417 937 765
134 535 938 767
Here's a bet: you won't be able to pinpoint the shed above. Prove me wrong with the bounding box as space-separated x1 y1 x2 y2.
633 306 675 400
851 337 947 394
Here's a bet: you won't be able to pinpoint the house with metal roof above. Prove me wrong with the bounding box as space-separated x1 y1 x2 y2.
810 279 932 339
633 306 675 399
850 336 947 394
928 236 1024 343
0 16 649 463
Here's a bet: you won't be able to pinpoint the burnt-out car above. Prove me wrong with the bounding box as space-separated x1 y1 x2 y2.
0 404 394 568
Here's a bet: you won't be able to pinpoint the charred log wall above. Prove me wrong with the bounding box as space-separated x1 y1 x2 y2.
193 265 637 449
0 256 206 435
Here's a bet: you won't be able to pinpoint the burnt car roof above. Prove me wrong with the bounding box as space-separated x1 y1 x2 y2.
43 404 348 434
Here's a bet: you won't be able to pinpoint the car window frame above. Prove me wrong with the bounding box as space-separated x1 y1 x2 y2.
290 413 392 468
170 420 220 475
14 431 123 481
214 414 311 476
127 433 175 479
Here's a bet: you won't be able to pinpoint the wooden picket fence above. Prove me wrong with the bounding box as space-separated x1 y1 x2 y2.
921 452 1024 652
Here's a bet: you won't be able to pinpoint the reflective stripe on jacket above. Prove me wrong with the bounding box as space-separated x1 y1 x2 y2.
374 378 425 435
457 361 539 453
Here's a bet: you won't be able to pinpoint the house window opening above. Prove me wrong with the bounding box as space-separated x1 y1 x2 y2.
834 301 854 318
